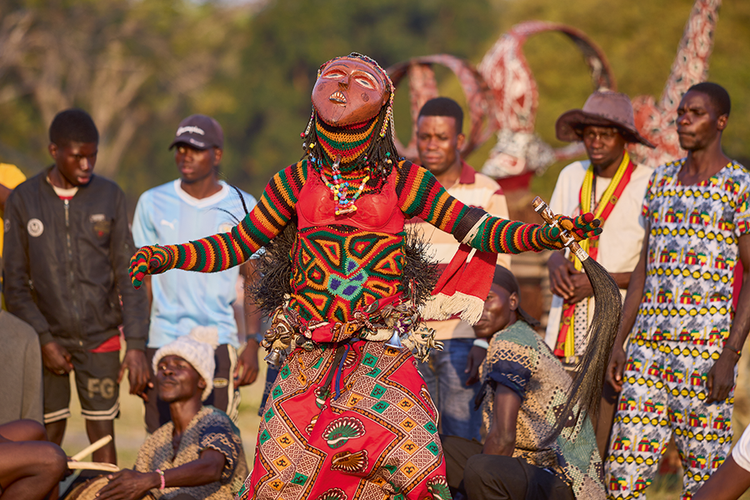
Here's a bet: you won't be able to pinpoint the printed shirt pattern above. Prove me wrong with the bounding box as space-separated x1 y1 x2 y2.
633 159 750 344
479 321 605 500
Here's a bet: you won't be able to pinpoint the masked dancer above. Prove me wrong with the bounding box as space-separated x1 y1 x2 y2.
129 53 601 500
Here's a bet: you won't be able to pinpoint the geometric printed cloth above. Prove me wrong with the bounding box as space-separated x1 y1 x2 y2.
632 159 750 345
290 226 406 325
605 159 750 500
479 320 606 500
238 340 450 500
606 340 734 500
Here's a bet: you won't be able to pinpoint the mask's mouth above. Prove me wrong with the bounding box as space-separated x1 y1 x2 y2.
329 91 346 104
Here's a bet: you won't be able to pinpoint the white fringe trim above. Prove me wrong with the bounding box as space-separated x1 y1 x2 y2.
423 292 484 325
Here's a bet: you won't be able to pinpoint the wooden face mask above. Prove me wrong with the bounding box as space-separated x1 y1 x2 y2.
311 57 389 127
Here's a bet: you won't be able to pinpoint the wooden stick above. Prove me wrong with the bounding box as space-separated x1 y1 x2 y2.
70 435 113 462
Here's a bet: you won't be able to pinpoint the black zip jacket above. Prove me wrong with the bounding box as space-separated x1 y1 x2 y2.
3 168 148 351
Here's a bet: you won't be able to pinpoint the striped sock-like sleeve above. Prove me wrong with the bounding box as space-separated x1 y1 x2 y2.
148 161 307 274
396 161 557 253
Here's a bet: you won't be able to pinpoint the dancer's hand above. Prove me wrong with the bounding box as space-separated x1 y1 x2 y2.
129 246 172 289
537 213 601 250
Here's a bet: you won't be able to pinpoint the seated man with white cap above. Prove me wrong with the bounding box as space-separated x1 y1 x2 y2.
98 327 248 500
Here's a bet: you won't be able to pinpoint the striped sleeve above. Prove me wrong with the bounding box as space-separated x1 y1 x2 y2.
395 161 553 254
148 161 307 274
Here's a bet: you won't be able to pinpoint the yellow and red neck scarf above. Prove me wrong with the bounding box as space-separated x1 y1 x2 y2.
554 152 634 359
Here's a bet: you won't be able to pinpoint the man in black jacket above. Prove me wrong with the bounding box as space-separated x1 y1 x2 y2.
3 109 149 465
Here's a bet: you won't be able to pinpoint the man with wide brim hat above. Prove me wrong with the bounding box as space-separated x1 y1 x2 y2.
555 90 655 148
545 90 655 459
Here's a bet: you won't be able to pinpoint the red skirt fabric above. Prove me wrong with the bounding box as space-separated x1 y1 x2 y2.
237 340 450 500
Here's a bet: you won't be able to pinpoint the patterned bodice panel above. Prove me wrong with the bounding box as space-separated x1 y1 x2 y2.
289 225 406 323
296 167 405 233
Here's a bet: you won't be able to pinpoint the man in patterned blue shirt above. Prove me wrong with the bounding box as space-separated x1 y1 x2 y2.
133 115 261 432
606 83 750 499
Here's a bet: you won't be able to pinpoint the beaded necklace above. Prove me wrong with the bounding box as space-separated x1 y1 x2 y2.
320 155 370 215
306 116 388 215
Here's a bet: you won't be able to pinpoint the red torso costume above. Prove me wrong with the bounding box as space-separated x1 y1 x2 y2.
238 166 451 500
297 167 406 234
291 170 410 343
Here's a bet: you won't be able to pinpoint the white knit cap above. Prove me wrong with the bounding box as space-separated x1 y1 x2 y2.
153 326 219 401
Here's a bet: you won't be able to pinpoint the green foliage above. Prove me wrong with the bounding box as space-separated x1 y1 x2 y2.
210 0 500 195
0 0 748 208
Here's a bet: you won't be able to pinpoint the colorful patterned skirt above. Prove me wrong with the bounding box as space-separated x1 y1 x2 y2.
237 339 450 500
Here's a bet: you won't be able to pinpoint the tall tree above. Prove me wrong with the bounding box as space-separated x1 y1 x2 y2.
0 0 249 178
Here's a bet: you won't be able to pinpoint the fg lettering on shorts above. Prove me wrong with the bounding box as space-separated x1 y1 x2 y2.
88 377 116 399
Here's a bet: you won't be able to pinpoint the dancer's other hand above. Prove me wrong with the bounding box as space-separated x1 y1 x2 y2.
537 212 601 250
129 246 172 289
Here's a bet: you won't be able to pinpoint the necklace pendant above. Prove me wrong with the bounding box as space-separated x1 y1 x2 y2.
336 205 357 215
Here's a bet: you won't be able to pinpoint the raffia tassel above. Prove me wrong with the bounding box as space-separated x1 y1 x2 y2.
422 294 453 320
445 292 485 325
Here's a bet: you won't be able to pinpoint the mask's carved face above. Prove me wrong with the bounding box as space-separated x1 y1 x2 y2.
312 58 389 127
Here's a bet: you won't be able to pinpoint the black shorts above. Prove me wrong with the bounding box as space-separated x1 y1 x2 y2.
144 344 240 433
43 349 120 423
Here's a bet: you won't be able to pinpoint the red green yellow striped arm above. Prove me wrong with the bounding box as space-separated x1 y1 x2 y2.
395 161 600 253
129 161 308 288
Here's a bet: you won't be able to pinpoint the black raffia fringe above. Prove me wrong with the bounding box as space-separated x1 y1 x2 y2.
248 222 439 315
401 225 439 307
542 256 622 447
247 221 297 316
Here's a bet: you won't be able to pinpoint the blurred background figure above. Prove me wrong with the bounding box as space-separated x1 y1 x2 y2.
545 90 654 457
0 419 67 500
3 109 149 465
132 114 261 433
98 327 248 500
605 83 750 499
0 310 43 425
412 97 510 442
443 266 604 500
